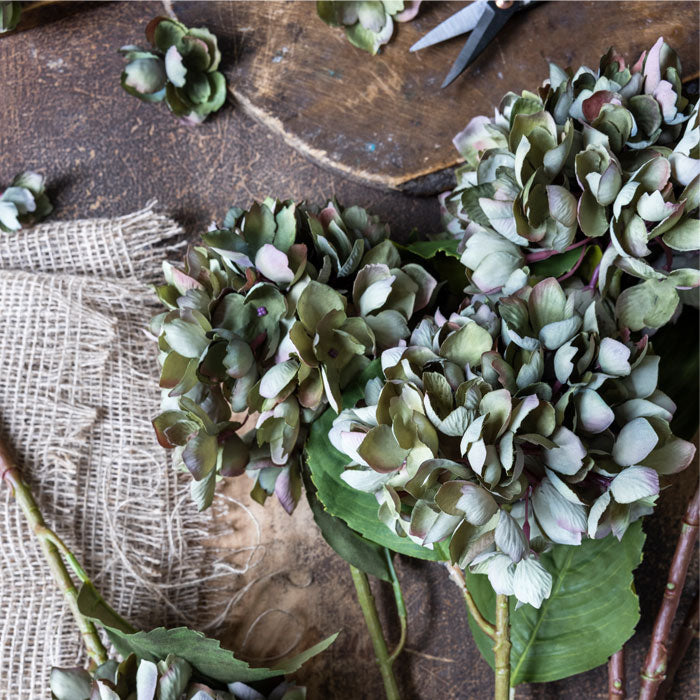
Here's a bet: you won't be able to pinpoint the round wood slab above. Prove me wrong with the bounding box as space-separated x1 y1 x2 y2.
174 0 699 194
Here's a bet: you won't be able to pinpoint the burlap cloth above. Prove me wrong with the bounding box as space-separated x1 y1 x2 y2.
0 205 329 698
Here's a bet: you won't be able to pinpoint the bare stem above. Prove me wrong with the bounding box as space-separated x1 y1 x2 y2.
639 484 700 700
609 648 626 698
493 594 511 700
0 440 108 667
656 592 699 699
445 562 496 640
349 564 401 700
386 550 407 665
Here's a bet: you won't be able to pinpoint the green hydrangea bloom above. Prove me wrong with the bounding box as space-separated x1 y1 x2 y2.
120 17 226 125
331 276 695 607
152 198 437 512
442 38 699 332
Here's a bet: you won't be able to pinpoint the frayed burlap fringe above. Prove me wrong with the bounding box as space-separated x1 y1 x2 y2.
0 205 264 698
0 200 185 282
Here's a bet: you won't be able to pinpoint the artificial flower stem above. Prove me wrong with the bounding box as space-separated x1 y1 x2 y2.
608 648 626 698
557 246 588 283
493 594 511 700
639 484 700 700
446 562 496 640
0 440 108 667
349 564 401 700
524 238 591 263
656 592 699 699
385 550 407 665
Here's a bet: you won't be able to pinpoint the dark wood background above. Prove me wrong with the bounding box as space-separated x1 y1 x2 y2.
1 2 697 698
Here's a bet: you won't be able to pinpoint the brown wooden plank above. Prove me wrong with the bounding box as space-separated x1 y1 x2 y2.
174 0 699 194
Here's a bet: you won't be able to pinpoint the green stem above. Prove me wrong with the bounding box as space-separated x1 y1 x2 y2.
446 562 496 640
385 550 407 665
493 594 511 700
349 564 401 700
0 441 108 667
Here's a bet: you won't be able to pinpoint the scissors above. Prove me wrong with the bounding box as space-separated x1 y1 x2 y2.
410 1 541 88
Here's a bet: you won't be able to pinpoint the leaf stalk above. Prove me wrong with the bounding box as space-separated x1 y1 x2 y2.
446 562 496 640
349 564 401 700
385 550 407 665
0 439 108 667
493 594 511 700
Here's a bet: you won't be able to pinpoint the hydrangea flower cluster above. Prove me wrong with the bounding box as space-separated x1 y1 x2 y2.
152 198 436 511
150 37 697 615
330 276 696 607
441 37 699 332
120 17 226 125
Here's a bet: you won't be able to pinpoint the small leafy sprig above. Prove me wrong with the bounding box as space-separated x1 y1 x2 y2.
0 438 331 700
0 171 52 232
316 1 421 55
120 17 226 125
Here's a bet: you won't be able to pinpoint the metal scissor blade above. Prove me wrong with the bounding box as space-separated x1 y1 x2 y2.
441 1 514 88
409 0 487 52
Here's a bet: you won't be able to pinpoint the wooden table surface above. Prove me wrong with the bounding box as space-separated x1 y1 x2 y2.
203 0 699 194
1 2 698 699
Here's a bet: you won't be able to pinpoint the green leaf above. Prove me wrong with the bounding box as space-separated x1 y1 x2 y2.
306 361 446 561
78 584 336 684
401 239 460 260
302 466 392 581
77 583 136 634
465 521 645 684
398 239 467 295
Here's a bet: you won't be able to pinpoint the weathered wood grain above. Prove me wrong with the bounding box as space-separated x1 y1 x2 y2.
173 1 699 193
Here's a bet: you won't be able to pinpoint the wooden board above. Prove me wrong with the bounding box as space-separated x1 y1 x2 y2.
173 1 700 194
